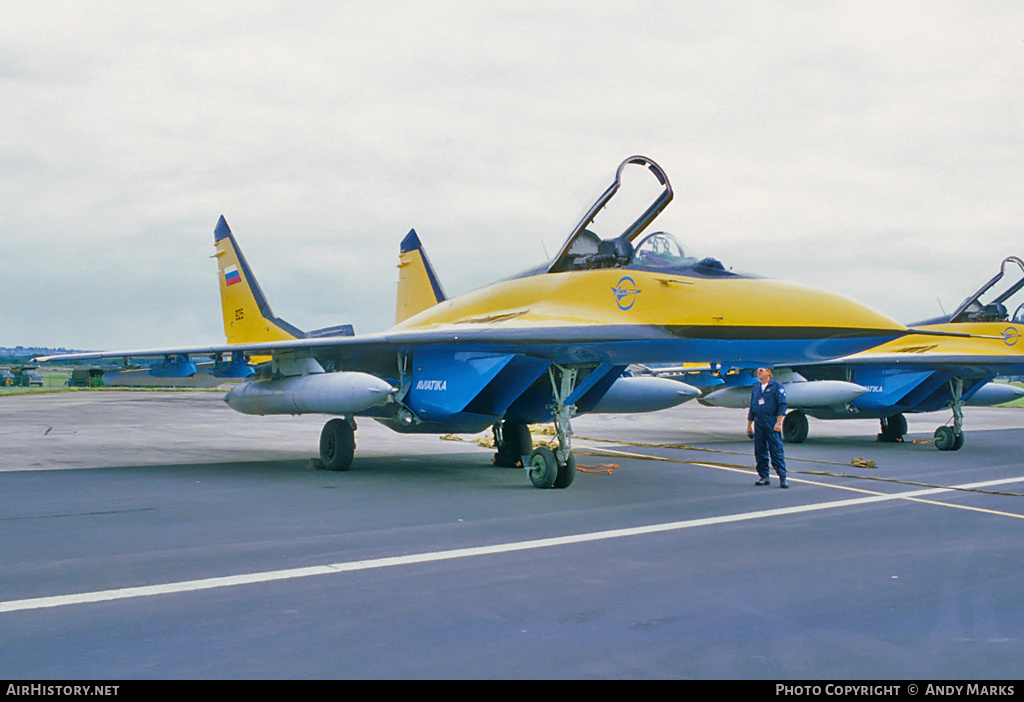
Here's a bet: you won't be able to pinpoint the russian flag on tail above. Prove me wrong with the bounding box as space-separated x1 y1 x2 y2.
225 265 242 287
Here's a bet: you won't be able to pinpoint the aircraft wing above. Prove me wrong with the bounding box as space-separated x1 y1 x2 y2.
801 352 1024 370
36 319 880 368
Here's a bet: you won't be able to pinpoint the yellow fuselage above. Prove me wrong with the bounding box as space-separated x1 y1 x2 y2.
849 320 1022 361
394 268 902 337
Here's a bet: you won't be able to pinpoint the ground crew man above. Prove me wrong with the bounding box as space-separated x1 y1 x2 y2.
746 367 789 488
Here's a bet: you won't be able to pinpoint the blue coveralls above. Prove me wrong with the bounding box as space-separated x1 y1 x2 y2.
748 379 788 480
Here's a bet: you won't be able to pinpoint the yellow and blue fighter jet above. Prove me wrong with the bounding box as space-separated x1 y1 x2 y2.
659 256 1024 450
215 219 704 467
36 156 913 488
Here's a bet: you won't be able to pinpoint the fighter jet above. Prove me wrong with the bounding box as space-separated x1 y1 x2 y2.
36 156 911 488
655 256 1024 450
213 211 702 467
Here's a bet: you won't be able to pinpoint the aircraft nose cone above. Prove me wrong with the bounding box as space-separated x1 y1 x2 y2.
770 283 908 362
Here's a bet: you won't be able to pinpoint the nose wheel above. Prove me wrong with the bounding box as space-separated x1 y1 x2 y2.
528 446 576 489
933 425 964 451
934 378 965 451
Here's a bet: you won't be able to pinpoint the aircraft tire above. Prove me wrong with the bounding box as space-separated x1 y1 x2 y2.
879 414 907 442
782 410 808 444
320 418 355 471
952 431 965 451
528 446 558 489
933 426 957 451
891 413 908 437
494 422 531 468
552 452 576 489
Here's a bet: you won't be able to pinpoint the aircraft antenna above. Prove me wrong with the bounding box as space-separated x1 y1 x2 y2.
937 298 947 315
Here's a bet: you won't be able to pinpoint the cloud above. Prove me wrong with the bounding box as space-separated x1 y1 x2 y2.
1 2 1022 348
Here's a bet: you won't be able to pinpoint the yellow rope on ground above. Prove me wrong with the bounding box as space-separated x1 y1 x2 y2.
440 428 1022 496
573 443 1024 496
575 462 619 475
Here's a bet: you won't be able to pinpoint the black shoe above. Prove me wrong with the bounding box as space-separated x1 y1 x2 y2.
780 480 789 489
754 478 770 486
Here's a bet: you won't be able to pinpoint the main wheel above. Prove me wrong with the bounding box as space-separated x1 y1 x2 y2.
552 452 576 489
528 446 558 489
933 425 957 451
878 414 907 442
782 410 809 444
320 418 355 471
494 421 532 467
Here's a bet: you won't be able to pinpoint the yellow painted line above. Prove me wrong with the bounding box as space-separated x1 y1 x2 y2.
575 441 1024 520
881 494 1024 520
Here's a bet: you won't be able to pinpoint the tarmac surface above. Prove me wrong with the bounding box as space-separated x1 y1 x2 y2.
1 391 1023 680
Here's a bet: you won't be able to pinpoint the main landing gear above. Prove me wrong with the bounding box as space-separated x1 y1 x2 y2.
493 420 532 468
876 413 907 443
782 410 809 444
319 417 356 471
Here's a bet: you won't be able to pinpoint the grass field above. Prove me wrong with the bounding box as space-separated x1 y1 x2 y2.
1002 382 1024 408
0 370 225 396
0 371 69 395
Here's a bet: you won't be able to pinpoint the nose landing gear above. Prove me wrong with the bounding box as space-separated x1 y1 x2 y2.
524 364 580 489
934 378 965 451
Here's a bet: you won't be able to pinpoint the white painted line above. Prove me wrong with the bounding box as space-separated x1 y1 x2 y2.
3 476 1022 614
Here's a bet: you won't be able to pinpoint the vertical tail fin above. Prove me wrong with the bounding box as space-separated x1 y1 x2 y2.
214 216 305 344
396 229 447 324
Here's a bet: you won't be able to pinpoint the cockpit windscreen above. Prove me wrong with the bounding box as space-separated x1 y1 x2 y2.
631 232 697 269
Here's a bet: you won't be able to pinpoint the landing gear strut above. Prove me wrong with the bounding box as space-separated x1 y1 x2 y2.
528 364 579 489
934 378 965 451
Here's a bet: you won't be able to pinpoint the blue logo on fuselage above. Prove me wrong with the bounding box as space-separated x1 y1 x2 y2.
612 276 641 310
1003 326 1020 347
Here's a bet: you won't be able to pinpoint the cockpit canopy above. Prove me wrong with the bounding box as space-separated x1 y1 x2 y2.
556 229 732 276
543 156 737 279
910 256 1024 326
949 256 1024 325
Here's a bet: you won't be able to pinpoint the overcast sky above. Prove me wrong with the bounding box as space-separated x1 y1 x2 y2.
2 1 1022 350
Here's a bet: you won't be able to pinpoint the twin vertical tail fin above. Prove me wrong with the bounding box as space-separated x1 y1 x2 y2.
213 217 354 345
214 216 306 344
396 229 447 324
214 218 445 338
